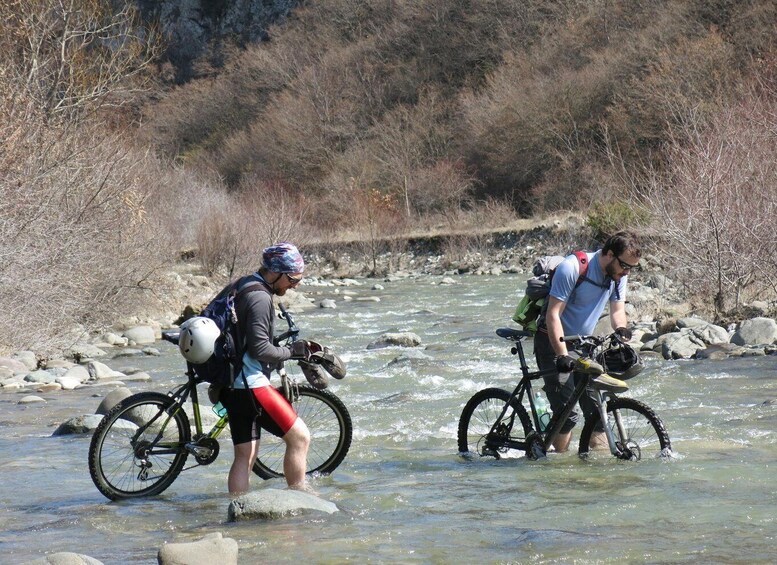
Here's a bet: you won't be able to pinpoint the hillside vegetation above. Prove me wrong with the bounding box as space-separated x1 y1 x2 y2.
1 0 776 353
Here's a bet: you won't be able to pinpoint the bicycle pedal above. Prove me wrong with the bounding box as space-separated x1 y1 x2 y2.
590 374 629 393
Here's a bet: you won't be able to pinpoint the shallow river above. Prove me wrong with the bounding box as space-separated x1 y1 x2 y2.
2 274 776 564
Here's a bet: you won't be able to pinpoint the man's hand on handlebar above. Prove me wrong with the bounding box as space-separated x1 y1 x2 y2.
555 354 577 373
614 326 632 342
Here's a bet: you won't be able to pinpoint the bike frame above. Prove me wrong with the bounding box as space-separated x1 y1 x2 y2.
485 330 628 458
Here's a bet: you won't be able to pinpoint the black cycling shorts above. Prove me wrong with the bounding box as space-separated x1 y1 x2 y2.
220 386 295 444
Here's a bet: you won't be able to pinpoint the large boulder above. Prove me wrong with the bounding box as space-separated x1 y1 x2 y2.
731 317 777 346
122 325 156 345
157 532 238 565
227 489 338 521
653 330 705 359
0 356 31 374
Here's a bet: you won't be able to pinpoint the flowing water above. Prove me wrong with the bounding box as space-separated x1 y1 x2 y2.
2 275 776 564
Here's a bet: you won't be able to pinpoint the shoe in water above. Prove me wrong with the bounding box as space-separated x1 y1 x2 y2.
590 374 629 393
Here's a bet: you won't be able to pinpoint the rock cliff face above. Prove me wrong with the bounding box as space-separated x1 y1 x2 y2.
135 0 298 82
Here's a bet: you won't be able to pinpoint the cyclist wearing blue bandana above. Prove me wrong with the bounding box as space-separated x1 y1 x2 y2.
534 231 642 452
219 241 312 494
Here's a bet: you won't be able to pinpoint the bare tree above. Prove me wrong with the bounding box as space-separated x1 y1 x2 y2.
0 0 159 120
636 85 777 317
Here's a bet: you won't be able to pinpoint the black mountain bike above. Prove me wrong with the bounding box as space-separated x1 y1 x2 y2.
89 306 352 500
458 328 671 462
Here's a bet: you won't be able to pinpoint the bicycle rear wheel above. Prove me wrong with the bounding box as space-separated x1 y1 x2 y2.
578 397 671 461
89 392 191 500
457 387 533 460
252 385 352 480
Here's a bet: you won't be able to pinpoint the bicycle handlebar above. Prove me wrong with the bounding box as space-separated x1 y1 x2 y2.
273 303 300 346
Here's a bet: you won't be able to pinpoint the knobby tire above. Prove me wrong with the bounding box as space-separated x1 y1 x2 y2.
457 387 533 459
252 385 352 480
578 397 671 461
88 392 191 500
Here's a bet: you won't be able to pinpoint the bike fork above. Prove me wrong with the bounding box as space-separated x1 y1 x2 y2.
594 393 622 457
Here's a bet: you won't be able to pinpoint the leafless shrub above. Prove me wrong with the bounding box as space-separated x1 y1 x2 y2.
0 0 159 121
195 179 313 279
0 114 170 353
634 77 777 317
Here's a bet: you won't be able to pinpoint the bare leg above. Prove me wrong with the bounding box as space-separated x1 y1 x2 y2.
282 418 311 489
553 431 572 452
228 440 258 495
588 431 609 450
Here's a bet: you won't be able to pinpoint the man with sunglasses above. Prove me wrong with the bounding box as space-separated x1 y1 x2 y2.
534 230 642 453
219 241 312 494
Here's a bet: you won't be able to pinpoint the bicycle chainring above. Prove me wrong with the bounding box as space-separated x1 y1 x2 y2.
190 437 220 465
525 431 547 461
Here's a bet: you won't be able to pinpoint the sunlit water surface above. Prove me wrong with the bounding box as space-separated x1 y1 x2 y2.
2 275 776 563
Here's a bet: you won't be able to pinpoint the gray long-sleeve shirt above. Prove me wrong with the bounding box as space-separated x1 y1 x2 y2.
233 275 292 387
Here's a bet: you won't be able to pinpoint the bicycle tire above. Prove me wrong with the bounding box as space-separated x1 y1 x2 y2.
457 387 533 459
252 385 352 480
578 397 671 461
89 391 191 500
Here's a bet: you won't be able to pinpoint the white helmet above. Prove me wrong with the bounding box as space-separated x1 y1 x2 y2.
178 317 221 364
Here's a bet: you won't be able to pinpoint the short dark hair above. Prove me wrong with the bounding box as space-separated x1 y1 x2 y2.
602 230 642 259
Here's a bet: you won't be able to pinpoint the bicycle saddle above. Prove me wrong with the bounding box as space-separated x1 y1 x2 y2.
496 328 533 340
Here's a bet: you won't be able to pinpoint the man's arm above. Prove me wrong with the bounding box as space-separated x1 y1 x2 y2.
545 296 568 357
609 299 627 332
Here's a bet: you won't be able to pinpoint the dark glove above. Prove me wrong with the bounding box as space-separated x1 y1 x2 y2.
555 354 577 373
289 340 310 360
614 326 633 342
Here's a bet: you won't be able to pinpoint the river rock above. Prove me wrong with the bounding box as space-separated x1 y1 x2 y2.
12 351 38 371
122 325 156 345
158 532 238 565
731 317 777 346
320 299 337 309
677 318 730 345
694 343 747 360
21 552 103 564
44 358 76 369
87 361 126 380
25 370 56 384
67 344 108 360
19 395 46 404
654 330 705 359
227 489 339 521
52 414 105 436
96 387 133 414
0 356 30 374
56 376 83 390
62 365 91 383
366 332 422 349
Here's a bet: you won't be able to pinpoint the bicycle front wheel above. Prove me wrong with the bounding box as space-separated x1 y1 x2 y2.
252 385 352 480
457 387 533 460
88 392 191 500
578 397 671 461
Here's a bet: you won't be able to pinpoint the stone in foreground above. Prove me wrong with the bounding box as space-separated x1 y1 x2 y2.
158 532 238 565
228 488 339 521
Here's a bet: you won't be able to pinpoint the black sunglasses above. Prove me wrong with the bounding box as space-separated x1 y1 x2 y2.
616 256 640 271
285 273 303 284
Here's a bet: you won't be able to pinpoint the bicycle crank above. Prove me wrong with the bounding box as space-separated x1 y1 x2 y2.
187 437 220 465
525 431 547 461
